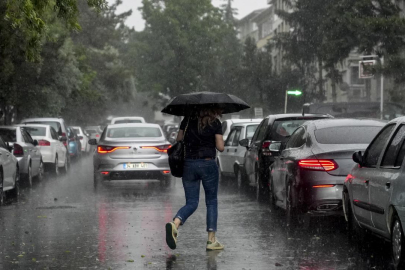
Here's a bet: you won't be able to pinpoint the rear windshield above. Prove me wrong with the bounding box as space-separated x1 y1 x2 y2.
315 126 382 144
86 129 97 134
270 119 312 141
106 127 162 138
114 119 142 124
246 125 259 140
73 128 81 134
24 126 46 137
0 129 17 142
25 121 61 134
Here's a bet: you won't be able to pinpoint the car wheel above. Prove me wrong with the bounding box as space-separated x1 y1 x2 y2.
269 175 277 209
392 216 405 269
26 165 33 187
36 160 44 181
10 167 20 198
255 170 266 201
54 156 59 176
235 169 242 189
62 154 69 174
286 183 297 226
0 169 4 206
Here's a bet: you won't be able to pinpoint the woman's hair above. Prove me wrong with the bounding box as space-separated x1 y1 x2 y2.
197 106 222 133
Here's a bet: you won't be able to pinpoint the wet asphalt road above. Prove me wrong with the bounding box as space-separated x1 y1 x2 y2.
0 156 396 270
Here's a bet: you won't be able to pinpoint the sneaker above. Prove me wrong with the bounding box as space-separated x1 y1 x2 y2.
165 222 178 250
206 240 224 251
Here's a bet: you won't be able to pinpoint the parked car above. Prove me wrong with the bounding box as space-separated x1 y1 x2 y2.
343 116 405 268
85 126 103 143
67 127 82 159
18 124 68 174
0 135 20 204
0 126 43 186
217 122 260 186
240 114 331 193
222 119 262 141
110 116 146 124
269 119 385 225
89 123 171 187
71 126 91 153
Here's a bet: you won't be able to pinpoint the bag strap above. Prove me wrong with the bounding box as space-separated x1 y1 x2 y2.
183 117 190 159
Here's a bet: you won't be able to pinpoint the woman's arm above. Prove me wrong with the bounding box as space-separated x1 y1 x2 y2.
177 130 184 141
215 134 224 152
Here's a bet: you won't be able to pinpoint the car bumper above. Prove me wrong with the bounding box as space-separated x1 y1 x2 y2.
94 155 170 180
38 147 54 163
17 157 29 174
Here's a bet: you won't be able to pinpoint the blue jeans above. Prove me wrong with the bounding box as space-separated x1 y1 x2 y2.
174 159 219 232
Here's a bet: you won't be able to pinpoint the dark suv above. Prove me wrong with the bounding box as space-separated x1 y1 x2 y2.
239 114 331 193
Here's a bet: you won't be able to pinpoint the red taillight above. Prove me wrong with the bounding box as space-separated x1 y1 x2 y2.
298 159 338 171
141 145 172 153
313 185 335 188
163 170 171 174
69 137 75 142
262 141 271 149
101 171 109 175
96 134 100 137
97 146 130 154
13 144 24 156
38 140 51 146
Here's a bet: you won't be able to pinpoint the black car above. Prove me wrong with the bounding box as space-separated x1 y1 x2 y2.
239 114 331 193
269 119 385 224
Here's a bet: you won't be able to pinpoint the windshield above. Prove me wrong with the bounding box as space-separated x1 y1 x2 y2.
246 125 259 140
24 126 46 137
106 127 162 138
114 119 142 124
73 128 81 134
315 126 383 144
0 129 16 142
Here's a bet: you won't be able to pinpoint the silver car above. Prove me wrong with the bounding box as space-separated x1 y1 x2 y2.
217 122 260 186
89 123 171 186
0 136 20 204
0 126 43 186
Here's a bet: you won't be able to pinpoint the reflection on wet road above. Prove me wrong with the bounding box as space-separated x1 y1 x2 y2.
0 157 395 269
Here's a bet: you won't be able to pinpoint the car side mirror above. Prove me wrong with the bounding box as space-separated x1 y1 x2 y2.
353 151 364 167
239 138 249 148
33 140 38 146
269 141 282 153
88 139 97 145
59 136 67 142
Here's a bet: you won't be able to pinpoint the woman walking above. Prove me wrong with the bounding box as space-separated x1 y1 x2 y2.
165 107 225 251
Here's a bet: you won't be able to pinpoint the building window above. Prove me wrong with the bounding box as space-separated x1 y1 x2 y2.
350 66 365 85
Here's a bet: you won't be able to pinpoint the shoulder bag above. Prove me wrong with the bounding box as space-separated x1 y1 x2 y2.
167 118 190 177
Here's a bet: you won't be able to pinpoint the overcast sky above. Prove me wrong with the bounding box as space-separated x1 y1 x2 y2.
107 0 269 31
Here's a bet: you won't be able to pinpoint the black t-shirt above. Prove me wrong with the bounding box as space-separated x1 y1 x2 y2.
180 117 222 159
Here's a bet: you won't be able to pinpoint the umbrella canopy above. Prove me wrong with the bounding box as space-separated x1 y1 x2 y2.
161 92 250 116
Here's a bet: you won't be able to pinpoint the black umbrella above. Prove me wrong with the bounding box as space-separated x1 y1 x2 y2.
161 92 250 116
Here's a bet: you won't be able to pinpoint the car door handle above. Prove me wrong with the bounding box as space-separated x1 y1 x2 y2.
386 182 391 189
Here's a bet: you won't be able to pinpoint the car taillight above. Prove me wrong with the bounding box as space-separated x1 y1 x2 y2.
96 134 100 137
13 144 24 156
141 145 172 153
38 140 51 146
62 132 66 138
97 146 130 154
69 137 75 142
298 159 338 171
262 140 272 156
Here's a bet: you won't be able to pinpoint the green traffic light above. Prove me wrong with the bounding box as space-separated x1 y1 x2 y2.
287 90 302 96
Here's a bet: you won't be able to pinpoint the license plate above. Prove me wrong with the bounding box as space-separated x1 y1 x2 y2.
123 163 148 169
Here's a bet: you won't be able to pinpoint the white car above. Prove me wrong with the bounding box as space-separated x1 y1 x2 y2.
71 126 91 153
0 136 20 204
18 124 68 174
110 117 146 124
217 122 260 186
221 119 262 141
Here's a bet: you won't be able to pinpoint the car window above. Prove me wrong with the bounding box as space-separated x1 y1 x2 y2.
22 130 35 144
25 121 62 135
246 124 259 140
314 126 383 144
0 129 17 142
232 127 242 146
364 124 395 168
24 126 46 137
106 127 162 138
114 119 142 124
285 127 306 149
50 128 59 140
251 121 264 142
381 125 405 167
255 120 268 141
73 128 81 134
221 121 228 136
225 129 236 147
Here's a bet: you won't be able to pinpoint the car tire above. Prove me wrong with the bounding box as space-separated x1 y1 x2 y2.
26 164 33 187
235 168 242 189
269 175 277 209
53 156 59 176
392 216 405 269
10 167 20 199
62 154 69 174
255 169 266 201
36 160 44 181
0 169 4 206
286 183 297 226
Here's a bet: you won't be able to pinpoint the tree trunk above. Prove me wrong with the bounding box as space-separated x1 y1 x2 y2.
318 57 324 101
331 79 337 103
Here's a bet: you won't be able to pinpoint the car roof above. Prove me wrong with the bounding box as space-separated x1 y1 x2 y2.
389 116 405 124
223 118 262 123
107 123 161 128
232 122 261 127
268 113 330 120
15 124 50 129
308 118 387 129
70 126 82 129
112 116 145 120
22 117 65 122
